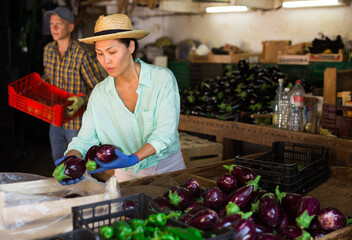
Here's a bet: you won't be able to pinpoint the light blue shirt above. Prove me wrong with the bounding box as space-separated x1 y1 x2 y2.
66 59 181 174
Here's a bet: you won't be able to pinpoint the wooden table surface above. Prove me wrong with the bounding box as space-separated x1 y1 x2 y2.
178 115 352 167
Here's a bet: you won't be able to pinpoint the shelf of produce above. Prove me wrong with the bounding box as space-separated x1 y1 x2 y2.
178 115 352 167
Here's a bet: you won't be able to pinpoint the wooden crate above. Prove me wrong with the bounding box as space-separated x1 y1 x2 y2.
190 52 233 63
309 49 344 62
180 132 223 168
277 54 309 65
323 68 352 105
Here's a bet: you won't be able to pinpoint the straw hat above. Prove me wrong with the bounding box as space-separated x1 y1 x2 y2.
79 14 149 44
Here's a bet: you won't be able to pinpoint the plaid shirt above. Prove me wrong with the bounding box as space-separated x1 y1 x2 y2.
42 40 106 130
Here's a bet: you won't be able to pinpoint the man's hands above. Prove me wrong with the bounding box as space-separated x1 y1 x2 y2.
88 149 139 174
66 96 85 117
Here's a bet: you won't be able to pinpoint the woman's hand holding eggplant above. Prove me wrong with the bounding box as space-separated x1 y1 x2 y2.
88 149 139 174
53 155 85 185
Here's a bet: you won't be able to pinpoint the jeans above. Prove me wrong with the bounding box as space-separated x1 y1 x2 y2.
49 125 79 162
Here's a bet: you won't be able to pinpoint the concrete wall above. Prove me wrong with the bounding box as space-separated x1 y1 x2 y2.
130 5 352 52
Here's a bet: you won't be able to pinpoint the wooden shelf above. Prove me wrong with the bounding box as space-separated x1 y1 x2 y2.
178 115 352 167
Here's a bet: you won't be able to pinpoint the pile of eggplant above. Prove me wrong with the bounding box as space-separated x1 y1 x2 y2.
180 60 289 123
153 164 351 240
52 144 122 183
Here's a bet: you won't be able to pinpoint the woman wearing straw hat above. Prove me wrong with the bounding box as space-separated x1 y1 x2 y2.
55 14 185 184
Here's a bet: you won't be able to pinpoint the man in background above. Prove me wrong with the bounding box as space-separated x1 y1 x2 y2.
42 6 106 162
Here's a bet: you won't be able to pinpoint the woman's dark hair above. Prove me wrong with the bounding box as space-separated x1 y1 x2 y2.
117 38 138 59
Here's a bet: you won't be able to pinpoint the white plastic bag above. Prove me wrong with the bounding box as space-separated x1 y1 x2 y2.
0 175 120 240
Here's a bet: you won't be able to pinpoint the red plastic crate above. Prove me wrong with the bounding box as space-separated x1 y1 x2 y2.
322 104 352 138
8 72 83 127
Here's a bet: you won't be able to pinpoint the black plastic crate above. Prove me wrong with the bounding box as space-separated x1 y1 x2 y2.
235 141 329 194
40 229 97 240
72 193 171 232
72 193 235 240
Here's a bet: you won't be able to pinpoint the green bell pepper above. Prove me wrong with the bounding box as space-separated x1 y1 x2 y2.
99 225 115 239
112 220 133 240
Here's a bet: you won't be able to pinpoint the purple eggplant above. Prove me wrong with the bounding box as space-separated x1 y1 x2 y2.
187 207 219 231
203 187 228 211
153 196 177 211
259 193 281 228
85 145 98 171
180 205 207 225
308 216 321 231
254 223 274 235
217 173 238 193
251 189 268 213
95 144 123 163
276 209 289 233
168 186 193 210
217 205 226 217
282 225 312 240
63 193 82 198
317 207 346 231
296 196 320 229
185 200 205 212
163 186 178 200
214 213 242 230
52 156 86 182
179 213 194 224
181 178 202 198
256 233 283 240
224 164 257 185
228 175 261 209
309 229 327 238
275 186 302 219
231 219 256 240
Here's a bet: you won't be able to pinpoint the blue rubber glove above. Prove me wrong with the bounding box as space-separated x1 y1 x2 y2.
55 156 68 167
59 176 85 185
54 156 85 185
88 149 139 174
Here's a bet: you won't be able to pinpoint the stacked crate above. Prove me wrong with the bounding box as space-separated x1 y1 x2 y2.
179 132 223 168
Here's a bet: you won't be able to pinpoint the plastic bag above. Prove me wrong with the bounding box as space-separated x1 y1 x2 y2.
0 172 46 185
0 174 120 240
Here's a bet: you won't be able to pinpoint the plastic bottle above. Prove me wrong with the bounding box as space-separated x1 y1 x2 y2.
289 80 306 132
272 78 284 128
278 88 291 129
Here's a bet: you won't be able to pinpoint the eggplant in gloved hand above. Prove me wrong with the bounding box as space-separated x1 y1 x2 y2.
85 145 99 171
52 156 86 184
89 148 139 174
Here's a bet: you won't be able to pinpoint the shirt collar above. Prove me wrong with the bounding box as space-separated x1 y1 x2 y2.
135 58 151 87
104 58 151 92
53 40 75 56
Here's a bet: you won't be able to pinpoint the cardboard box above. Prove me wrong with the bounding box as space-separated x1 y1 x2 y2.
261 40 291 63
